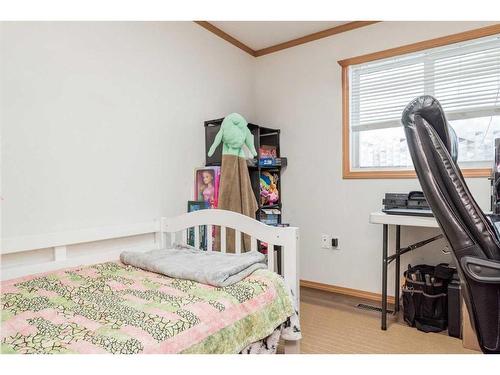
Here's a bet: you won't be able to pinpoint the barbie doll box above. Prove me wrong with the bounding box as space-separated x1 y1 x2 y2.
194 167 221 208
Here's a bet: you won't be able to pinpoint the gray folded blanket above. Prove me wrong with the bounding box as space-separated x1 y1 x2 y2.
120 246 267 287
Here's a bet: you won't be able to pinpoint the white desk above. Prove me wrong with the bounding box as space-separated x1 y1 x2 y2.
369 212 439 228
369 212 443 330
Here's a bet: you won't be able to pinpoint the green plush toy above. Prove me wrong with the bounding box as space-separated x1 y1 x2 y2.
208 113 257 159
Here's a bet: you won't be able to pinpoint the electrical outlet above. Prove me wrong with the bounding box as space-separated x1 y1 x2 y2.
321 234 332 249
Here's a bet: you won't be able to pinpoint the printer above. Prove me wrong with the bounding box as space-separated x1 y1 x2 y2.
382 191 433 217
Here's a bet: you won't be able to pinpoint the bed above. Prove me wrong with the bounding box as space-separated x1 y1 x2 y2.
1 209 300 354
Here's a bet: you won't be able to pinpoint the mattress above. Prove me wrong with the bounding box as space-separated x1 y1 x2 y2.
1 262 295 354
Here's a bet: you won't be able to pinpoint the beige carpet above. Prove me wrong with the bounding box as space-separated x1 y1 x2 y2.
297 287 478 354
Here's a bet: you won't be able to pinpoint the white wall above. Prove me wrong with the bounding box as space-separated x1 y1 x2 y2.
254 21 498 295
1 22 255 241
2 21 498 295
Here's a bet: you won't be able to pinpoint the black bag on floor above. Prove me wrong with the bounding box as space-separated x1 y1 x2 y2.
402 263 454 333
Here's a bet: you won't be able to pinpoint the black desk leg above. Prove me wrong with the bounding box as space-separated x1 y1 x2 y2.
394 225 401 312
381 224 388 330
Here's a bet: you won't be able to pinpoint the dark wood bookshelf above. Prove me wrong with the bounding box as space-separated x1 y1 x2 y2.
204 119 286 273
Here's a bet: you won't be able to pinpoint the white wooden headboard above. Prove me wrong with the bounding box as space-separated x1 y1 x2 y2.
161 209 300 303
1 209 299 308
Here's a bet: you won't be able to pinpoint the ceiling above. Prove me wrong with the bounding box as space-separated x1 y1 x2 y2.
210 21 350 50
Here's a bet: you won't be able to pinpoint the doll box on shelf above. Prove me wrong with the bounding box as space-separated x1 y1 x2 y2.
194 167 221 209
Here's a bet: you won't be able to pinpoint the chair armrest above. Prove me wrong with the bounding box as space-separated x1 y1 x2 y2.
461 256 500 284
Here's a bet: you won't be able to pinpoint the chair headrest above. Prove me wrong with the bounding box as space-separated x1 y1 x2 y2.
401 95 458 163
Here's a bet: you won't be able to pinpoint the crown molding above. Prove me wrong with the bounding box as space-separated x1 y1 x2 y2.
194 21 256 56
254 21 380 56
194 21 380 58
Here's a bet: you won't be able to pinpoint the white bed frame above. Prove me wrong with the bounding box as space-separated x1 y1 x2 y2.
1 209 300 353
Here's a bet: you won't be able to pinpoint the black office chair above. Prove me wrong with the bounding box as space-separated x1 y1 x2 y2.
401 95 500 354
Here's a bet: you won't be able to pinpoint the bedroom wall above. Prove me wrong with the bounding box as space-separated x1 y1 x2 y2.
253 21 499 296
2 21 498 295
0 21 255 244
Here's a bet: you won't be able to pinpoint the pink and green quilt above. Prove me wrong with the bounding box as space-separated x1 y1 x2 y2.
1 262 294 354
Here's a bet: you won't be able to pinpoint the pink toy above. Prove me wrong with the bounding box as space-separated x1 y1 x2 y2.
259 171 279 206
194 167 220 208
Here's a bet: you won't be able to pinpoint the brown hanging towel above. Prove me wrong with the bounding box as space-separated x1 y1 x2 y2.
215 154 258 252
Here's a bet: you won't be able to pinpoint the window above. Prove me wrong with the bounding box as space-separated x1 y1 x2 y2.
340 26 500 178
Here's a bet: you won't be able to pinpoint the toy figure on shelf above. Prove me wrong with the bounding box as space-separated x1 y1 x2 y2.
260 171 279 206
200 170 214 201
194 167 220 208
